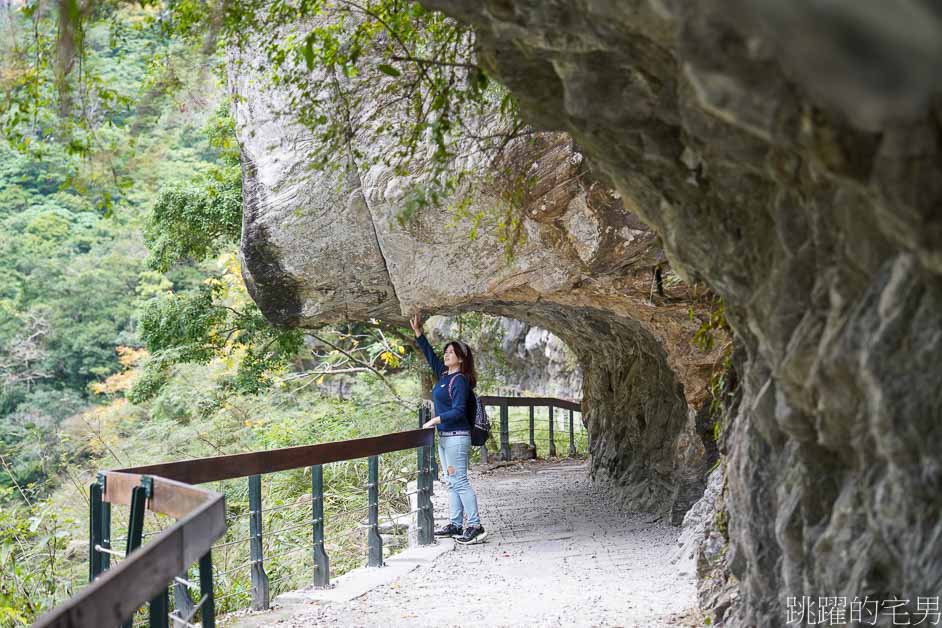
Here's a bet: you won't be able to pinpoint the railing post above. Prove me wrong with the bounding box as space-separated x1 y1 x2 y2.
548 406 557 457
90 472 113 581
199 551 216 628
121 482 148 628
148 587 169 628
142 475 168 628
500 399 510 461
101 497 111 572
88 481 103 582
367 455 383 567
528 405 535 450
421 406 438 486
248 475 270 610
311 464 330 587
569 408 577 457
416 445 434 545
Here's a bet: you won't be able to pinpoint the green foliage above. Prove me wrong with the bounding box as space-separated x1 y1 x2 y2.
690 296 727 354
145 169 241 272
0 490 79 624
0 4 231 498
132 284 305 401
145 102 242 272
689 294 735 432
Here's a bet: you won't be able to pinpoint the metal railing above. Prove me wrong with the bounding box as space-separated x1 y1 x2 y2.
478 393 585 463
33 424 436 628
34 393 580 627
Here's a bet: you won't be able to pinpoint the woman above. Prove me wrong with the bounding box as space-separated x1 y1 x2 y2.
411 312 486 545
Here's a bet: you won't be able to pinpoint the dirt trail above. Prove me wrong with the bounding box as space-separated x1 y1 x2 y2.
247 459 701 628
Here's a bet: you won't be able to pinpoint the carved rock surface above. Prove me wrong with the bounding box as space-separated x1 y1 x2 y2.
230 45 717 521
425 315 584 400
414 0 942 625
232 1 942 623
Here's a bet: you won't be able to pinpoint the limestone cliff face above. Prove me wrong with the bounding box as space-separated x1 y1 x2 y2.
424 316 584 401
230 44 717 523
231 1 942 625
413 1 942 626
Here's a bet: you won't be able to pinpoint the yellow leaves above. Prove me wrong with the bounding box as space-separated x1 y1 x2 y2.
90 346 147 395
380 350 401 368
117 346 147 368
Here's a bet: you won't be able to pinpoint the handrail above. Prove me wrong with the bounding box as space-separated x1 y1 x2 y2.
33 479 225 628
32 428 436 628
478 395 582 412
115 428 434 485
476 395 584 461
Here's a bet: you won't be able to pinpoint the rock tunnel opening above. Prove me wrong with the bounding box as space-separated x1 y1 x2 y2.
425 301 714 524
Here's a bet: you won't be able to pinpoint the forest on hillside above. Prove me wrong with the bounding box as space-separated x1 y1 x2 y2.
0 3 527 623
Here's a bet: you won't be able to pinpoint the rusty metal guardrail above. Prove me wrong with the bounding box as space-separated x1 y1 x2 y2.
33 427 436 628
478 394 584 462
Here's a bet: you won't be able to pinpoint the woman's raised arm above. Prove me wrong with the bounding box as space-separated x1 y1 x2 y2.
411 312 444 377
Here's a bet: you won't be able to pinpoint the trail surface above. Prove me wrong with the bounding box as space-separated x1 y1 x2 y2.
242 459 701 628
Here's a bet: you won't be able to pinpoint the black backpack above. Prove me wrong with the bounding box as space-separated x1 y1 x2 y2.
447 376 491 446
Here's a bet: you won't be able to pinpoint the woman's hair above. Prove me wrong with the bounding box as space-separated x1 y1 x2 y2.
446 340 477 390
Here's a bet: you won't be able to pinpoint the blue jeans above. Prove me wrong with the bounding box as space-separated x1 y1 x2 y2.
438 434 480 527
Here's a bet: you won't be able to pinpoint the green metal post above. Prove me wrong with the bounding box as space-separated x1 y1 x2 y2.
416 445 434 545
500 399 510 461
101 498 111 572
248 474 270 610
419 406 438 485
121 483 147 628
569 409 577 457
148 587 169 628
311 464 330 587
548 406 557 457
88 482 103 582
529 405 535 450
367 456 383 567
199 551 216 628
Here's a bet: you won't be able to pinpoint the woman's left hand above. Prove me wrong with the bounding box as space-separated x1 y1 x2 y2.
422 416 441 429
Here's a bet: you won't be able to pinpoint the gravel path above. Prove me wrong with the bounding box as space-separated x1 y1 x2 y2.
252 459 700 628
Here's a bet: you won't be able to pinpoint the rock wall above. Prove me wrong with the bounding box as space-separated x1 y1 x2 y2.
415 1 942 626
232 1 942 624
229 41 719 520
424 315 584 400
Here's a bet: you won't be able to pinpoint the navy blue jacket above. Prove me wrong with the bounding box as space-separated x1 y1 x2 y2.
417 334 471 433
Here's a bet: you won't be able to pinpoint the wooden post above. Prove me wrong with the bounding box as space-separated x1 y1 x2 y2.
367 456 383 567
311 464 330 587
548 406 557 458
248 475 270 610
